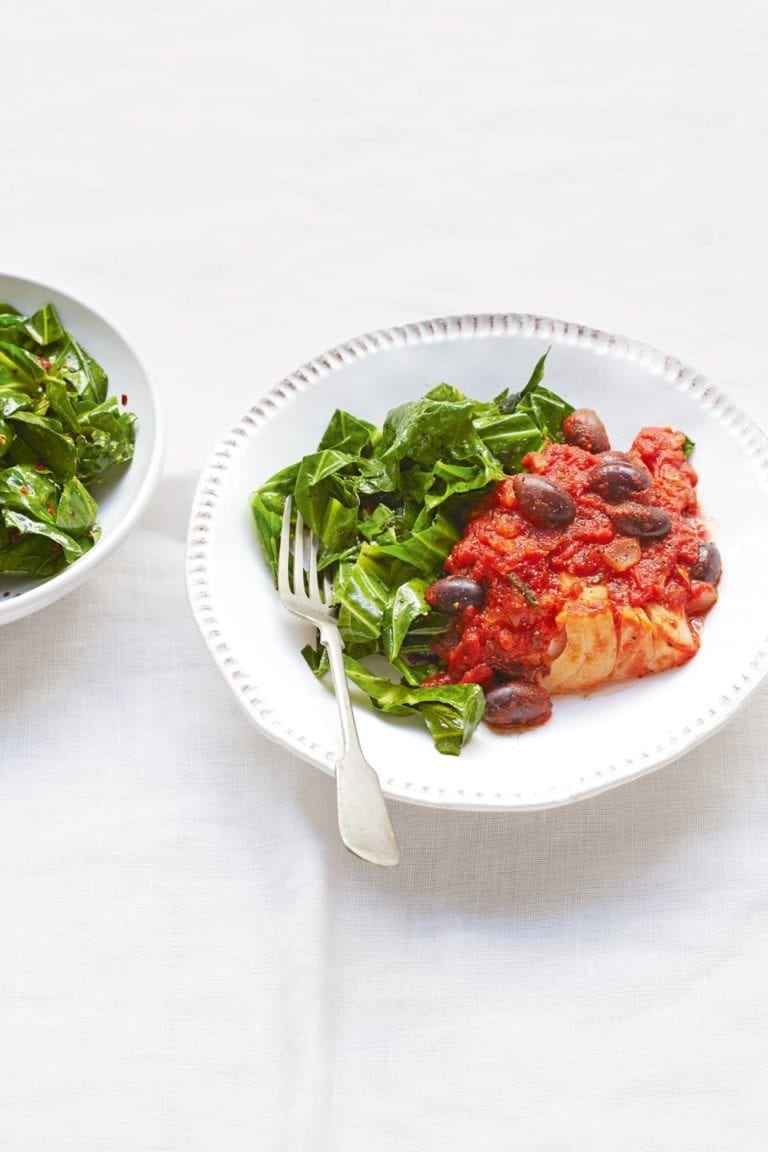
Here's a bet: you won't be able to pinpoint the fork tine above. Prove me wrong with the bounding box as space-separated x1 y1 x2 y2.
323 573 333 606
278 495 292 593
293 508 305 595
307 529 321 601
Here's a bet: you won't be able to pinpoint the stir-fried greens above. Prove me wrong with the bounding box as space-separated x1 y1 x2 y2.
252 353 574 754
0 301 136 578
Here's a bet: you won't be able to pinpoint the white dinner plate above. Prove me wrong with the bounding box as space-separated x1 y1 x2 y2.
0 273 164 625
186 313 768 810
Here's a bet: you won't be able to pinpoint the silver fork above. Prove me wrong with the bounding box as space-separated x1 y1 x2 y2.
277 497 400 867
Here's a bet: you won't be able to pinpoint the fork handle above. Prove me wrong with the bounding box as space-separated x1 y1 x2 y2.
320 624 400 867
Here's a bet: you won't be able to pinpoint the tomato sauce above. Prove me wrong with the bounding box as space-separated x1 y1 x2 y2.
425 425 718 699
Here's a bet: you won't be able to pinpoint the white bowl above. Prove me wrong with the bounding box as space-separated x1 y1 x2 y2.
187 313 768 811
0 273 164 624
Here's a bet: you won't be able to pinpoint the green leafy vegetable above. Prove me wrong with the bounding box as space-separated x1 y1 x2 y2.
0 340 47 386
507 350 576 442
382 578 430 662
56 477 99 537
26 304 66 347
9 411 77 479
251 354 575 753
342 656 485 756
0 301 136 580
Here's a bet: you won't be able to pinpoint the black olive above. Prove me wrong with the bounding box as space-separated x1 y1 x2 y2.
484 682 553 728
562 408 611 453
427 576 486 613
512 474 576 529
690 541 722 584
609 503 672 540
588 460 652 503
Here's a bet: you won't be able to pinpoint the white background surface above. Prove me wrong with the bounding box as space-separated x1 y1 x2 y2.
2 2 768 1149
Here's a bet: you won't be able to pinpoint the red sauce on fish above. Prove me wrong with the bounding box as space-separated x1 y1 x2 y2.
425 427 716 694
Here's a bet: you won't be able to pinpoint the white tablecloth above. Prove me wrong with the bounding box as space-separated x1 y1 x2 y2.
3 2 768 1148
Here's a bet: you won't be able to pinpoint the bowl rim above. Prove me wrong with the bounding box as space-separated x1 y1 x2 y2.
186 310 768 810
0 271 165 625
